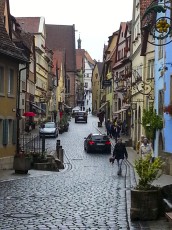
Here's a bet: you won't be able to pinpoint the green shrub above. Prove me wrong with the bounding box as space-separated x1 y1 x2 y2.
134 153 164 190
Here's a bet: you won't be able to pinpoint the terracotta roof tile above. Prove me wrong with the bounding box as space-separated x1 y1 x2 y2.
0 3 27 62
85 51 95 65
45 24 76 72
16 17 40 33
76 49 85 70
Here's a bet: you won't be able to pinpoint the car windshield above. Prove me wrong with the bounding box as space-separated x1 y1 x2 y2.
44 123 55 128
91 135 109 141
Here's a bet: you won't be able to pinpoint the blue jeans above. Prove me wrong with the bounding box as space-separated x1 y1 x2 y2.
117 159 123 175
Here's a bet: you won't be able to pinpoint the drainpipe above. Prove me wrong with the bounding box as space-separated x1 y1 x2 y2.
16 64 29 155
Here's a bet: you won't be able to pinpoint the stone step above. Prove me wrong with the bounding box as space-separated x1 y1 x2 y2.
165 212 172 223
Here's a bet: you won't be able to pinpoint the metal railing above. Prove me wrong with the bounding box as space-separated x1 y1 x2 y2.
20 134 43 154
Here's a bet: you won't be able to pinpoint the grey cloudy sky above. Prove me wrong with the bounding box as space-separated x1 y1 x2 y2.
9 0 133 61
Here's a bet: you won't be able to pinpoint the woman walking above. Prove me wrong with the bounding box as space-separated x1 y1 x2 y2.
112 138 128 175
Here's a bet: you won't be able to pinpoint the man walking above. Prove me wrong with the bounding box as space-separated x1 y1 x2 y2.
112 138 128 175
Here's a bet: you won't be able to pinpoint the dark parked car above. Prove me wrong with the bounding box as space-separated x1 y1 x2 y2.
84 133 111 153
75 111 88 123
39 122 59 138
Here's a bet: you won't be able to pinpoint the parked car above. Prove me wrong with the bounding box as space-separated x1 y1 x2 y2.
75 111 88 123
84 133 111 153
39 122 59 138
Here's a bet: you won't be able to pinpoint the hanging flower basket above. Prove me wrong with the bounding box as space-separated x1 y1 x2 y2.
163 105 172 115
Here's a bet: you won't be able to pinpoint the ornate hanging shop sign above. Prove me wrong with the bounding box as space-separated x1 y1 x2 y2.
141 0 172 46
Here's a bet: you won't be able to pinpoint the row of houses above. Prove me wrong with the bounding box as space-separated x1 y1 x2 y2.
0 0 94 169
92 0 172 175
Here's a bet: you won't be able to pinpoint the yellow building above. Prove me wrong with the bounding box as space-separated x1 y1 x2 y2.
101 31 118 120
92 62 103 115
0 0 27 169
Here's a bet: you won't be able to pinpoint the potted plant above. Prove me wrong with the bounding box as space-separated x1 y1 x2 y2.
130 153 164 221
58 113 69 133
13 149 32 174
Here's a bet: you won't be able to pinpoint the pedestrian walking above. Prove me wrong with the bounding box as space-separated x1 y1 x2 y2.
88 107 91 113
87 99 88 105
105 119 111 137
140 137 154 159
112 138 128 175
97 109 105 126
136 134 145 154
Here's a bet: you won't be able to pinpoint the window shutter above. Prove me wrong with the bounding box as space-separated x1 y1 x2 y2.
3 119 8 145
12 120 17 144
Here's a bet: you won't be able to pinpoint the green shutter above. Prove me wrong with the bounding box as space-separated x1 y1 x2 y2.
3 119 8 145
12 120 17 144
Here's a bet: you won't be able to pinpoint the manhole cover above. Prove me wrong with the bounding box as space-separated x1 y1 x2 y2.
4 213 40 218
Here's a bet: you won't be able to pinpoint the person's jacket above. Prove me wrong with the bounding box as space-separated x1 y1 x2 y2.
113 143 128 160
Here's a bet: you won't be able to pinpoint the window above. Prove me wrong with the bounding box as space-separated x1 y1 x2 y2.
147 59 154 79
12 120 17 145
85 82 88 88
87 74 89 78
8 119 12 144
0 66 4 94
3 119 9 146
8 69 14 95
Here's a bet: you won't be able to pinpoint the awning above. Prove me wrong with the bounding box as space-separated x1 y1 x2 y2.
31 103 45 113
113 108 127 114
99 101 108 110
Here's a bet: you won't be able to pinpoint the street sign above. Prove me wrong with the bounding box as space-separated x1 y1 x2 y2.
103 80 111 86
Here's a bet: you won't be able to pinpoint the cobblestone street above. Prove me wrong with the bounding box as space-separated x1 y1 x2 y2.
0 115 171 229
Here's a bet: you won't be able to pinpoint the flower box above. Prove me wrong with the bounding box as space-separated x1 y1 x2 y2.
164 105 172 115
13 156 31 174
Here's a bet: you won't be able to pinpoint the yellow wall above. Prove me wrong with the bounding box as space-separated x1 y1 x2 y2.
0 57 18 158
92 65 100 114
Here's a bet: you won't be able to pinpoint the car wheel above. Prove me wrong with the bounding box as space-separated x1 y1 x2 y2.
75 120 77 123
85 120 87 123
86 147 91 153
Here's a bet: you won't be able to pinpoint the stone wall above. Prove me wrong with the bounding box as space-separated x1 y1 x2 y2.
0 156 14 170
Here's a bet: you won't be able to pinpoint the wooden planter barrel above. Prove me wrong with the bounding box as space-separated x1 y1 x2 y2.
130 189 160 221
13 157 31 174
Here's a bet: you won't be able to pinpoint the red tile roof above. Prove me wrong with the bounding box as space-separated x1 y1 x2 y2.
45 24 76 72
16 17 41 33
76 49 85 70
0 1 27 62
52 49 65 79
85 51 95 65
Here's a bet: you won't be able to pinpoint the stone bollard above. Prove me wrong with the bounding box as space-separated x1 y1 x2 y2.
56 145 62 159
59 148 64 163
56 139 60 146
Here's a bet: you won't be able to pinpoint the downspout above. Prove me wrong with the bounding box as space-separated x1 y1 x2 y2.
16 64 29 155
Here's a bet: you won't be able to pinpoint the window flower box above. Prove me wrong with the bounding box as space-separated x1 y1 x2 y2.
164 105 172 115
